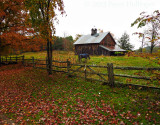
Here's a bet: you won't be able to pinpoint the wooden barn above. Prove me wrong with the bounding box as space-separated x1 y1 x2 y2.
74 28 126 56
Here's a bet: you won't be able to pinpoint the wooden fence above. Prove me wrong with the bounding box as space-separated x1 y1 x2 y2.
21 56 160 90
0 55 24 66
1 56 160 90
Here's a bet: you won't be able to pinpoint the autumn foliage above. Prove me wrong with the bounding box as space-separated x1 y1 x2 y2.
131 10 160 54
0 0 46 55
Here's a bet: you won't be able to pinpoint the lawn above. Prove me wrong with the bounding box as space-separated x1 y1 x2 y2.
0 63 160 124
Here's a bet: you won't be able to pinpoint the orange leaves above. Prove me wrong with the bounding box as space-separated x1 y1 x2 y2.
0 0 46 55
0 10 6 17
147 17 153 22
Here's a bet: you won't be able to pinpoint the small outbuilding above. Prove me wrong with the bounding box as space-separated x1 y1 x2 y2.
74 28 126 56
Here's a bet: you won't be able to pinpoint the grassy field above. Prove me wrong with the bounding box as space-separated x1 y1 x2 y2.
17 51 160 67
16 51 160 88
0 64 160 124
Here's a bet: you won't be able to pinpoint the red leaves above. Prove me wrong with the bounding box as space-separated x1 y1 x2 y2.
0 64 159 124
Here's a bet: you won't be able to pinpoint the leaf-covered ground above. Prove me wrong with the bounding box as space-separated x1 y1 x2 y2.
0 64 160 124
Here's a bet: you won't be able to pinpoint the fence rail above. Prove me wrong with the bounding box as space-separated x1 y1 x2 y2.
1 55 160 90
0 55 24 66
114 74 153 80
114 66 160 70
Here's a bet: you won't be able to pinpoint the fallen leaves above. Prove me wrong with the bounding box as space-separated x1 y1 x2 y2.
0 64 159 124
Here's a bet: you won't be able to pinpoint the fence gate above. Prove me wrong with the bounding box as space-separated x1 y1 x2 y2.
69 64 110 84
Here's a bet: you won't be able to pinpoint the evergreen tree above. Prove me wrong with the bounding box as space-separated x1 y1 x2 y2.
118 32 134 51
53 37 63 50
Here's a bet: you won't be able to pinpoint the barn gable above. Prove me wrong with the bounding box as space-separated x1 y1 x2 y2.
74 29 126 55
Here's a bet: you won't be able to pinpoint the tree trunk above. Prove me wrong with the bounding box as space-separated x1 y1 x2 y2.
150 42 154 54
46 0 52 75
47 39 52 75
141 34 145 53
150 23 156 54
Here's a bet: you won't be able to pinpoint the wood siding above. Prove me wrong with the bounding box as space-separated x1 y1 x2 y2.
75 44 100 55
100 33 116 49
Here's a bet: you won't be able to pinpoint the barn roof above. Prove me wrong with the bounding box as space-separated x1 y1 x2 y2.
74 32 109 45
99 45 126 52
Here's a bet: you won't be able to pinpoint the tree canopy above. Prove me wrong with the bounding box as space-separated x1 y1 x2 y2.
0 0 27 55
131 10 160 54
0 0 46 55
25 0 65 40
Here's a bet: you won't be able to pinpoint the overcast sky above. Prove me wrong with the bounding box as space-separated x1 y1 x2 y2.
55 0 160 49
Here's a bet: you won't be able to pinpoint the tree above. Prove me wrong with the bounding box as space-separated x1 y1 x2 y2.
98 29 103 33
53 36 74 51
0 0 27 55
118 32 134 51
53 36 63 50
74 34 82 42
131 10 160 54
133 32 146 53
25 0 65 75
0 0 45 55
63 36 74 51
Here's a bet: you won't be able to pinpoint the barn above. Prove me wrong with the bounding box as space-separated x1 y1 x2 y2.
74 28 126 56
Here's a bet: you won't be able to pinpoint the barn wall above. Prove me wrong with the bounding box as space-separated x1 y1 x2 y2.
75 44 111 55
75 44 100 55
100 33 116 49
98 47 110 55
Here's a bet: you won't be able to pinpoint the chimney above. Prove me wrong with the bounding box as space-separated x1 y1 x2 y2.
91 28 97 36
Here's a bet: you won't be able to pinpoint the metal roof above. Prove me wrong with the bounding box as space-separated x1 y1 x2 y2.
74 32 109 45
99 45 126 52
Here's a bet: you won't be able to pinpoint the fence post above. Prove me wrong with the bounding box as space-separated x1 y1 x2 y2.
67 59 71 77
84 64 87 80
107 63 114 87
32 57 35 68
16 56 17 63
6 56 7 62
46 57 48 70
22 55 25 66
0 56 1 67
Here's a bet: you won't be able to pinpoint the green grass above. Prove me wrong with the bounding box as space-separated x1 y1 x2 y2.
88 56 160 67
10 51 160 88
0 65 159 124
17 51 77 60
15 51 160 67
